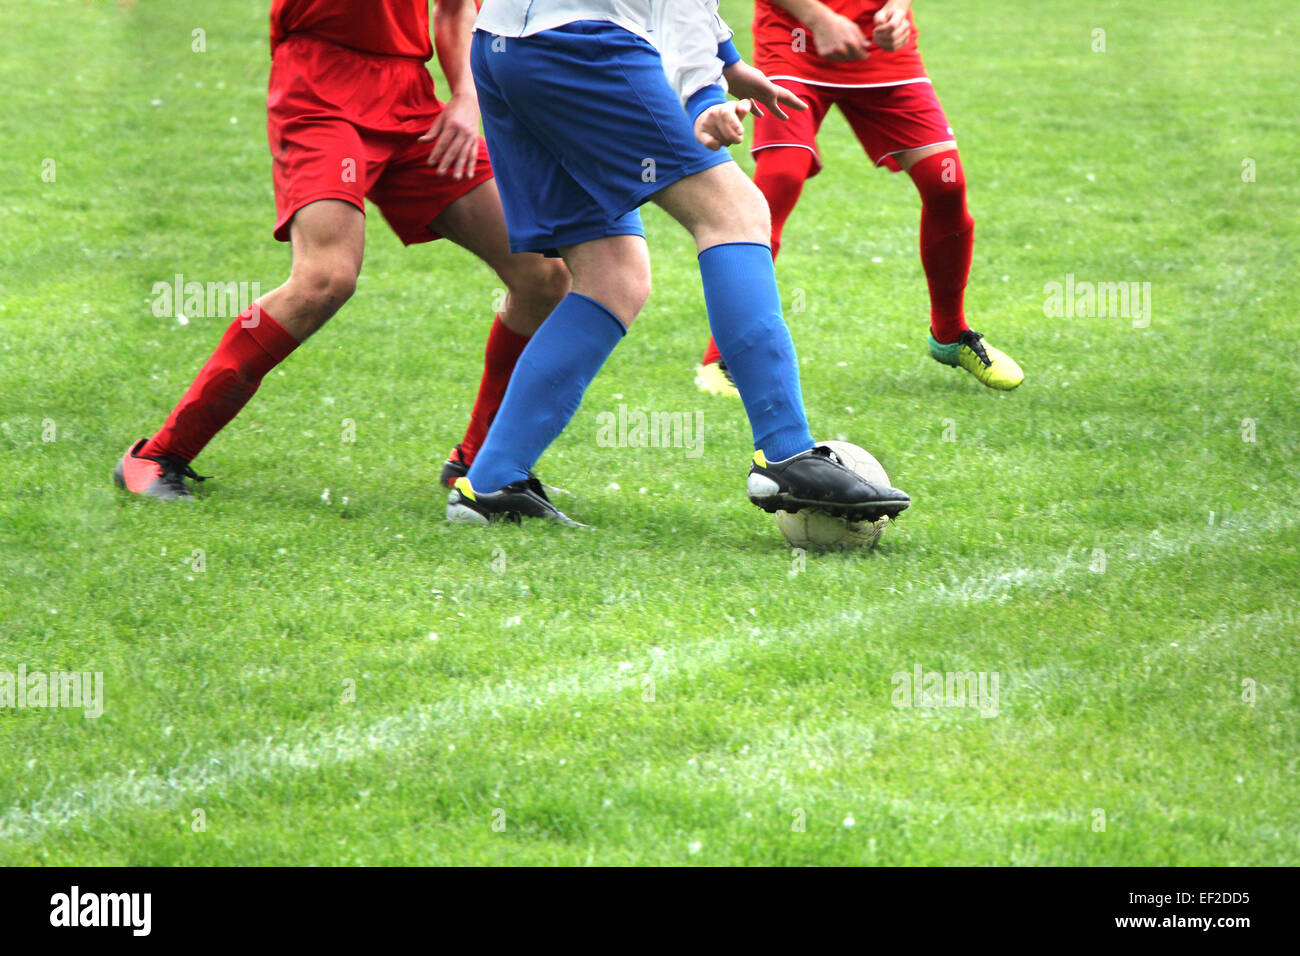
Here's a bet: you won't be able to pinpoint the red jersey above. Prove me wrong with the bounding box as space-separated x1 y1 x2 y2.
270 0 433 60
753 0 927 87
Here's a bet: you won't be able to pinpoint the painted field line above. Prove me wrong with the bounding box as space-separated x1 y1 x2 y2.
1 505 1292 844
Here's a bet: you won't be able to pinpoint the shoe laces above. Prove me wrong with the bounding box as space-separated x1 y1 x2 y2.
958 330 992 368
810 444 845 467
524 474 552 504
715 359 737 388
145 454 208 493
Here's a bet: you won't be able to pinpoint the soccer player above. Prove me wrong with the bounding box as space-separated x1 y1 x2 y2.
113 0 569 501
693 0 1023 397
445 0 911 526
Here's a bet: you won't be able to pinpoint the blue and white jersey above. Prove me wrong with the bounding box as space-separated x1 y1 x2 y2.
475 0 735 107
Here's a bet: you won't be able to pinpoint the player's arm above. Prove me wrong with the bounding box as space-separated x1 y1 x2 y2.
660 2 806 150
418 0 480 180
769 0 871 61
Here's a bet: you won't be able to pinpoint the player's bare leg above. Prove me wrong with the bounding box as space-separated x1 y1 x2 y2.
256 199 366 341
895 141 1023 390
431 179 570 337
652 161 771 253
114 199 365 500
894 141 958 170
559 235 652 329
430 179 572 485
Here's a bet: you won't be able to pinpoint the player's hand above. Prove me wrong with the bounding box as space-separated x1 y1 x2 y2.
419 90 480 180
872 0 913 52
721 61 807 122
807 10 871 61
694 100 753 150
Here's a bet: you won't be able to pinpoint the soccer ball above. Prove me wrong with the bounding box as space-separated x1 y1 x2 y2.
775 441 892 552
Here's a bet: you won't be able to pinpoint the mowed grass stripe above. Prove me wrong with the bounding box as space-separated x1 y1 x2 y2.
3 505 1291 850
10 571 1293 864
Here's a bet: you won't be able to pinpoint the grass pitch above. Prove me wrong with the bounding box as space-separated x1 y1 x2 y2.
0 0 1296 865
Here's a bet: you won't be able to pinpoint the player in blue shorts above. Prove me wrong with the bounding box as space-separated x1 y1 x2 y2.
446 0 911 527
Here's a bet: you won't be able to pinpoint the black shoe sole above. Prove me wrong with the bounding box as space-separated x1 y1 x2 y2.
749 493 909 522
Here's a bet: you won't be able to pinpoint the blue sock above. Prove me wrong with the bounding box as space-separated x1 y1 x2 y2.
698 242 815 461
466 292 626 493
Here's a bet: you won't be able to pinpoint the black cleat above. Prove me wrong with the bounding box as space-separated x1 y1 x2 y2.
746 445 909 521
446 475 586 527
439 444 471 488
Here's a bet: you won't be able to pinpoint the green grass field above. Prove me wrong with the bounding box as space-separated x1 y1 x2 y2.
1 0 1297 865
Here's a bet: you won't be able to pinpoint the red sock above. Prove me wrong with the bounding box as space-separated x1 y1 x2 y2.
457 315 530 462
142 306 299 462
908 149 974 343
701 147 814 366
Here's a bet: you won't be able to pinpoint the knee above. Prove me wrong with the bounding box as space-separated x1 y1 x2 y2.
703 171 771 247
623 270 652 320
293 261 358 316
931 174 968 210
753 150 813 201
930 182 972 227
913 153 970 220
508 256 570 311
601 272 651 326
730 178 773 246
579 267 649 327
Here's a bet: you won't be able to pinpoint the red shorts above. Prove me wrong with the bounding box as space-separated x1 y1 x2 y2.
751 79 955 175
266 34 493 244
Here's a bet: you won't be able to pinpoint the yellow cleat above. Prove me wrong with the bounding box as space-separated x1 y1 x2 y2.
694 360 739 398
929 330 1023 390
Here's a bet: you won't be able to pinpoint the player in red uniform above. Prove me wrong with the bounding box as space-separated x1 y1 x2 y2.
114 0 569 500
694 0 1023 396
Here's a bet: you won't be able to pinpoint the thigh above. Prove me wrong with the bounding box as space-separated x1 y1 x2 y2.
287 199 366 279
651 160 770 250
431 177 566 294
838 81 957 172
429 178 512 266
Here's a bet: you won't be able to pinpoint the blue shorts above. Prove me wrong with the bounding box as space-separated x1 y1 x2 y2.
471 21 734 256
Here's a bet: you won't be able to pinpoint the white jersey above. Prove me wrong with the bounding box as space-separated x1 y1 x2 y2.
476 1 735 108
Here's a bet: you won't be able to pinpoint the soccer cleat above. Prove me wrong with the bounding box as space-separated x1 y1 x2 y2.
694 359 739 398
439 445 568 497
439 444 471 488
928 330 1023 390
446 475 586 527
747 446 910 521
113 439 208 501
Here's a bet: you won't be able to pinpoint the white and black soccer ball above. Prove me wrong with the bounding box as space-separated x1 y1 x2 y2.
775 441 891 551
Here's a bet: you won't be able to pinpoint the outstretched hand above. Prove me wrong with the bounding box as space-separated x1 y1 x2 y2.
722 61 807 122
